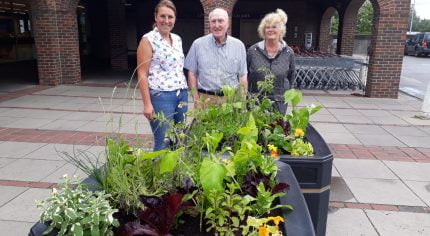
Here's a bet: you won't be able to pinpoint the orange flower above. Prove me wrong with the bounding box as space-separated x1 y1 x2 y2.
294 128 305 137
259 224 269 236
268 216 284 226
267 144 279 160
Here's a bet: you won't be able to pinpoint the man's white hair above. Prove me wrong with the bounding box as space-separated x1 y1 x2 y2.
208 8 229 22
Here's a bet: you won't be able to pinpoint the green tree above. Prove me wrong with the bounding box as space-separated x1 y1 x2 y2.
330 0 374 35
330 12 339 34
356 0 373 34
409 6 430 32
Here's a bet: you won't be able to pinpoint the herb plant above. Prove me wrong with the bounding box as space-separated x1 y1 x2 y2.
36 175 119 236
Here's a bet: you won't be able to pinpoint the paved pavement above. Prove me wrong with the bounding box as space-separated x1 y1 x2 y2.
400 55 430 99
0 81 429 235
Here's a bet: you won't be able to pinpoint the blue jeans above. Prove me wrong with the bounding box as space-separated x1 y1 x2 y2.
149 89 188 151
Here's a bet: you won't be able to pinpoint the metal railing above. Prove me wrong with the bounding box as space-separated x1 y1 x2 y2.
293 56 367 91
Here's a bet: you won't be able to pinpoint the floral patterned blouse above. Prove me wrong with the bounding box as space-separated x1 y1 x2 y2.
144 27 188 91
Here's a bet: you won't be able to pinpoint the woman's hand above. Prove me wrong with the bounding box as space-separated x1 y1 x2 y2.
144 103 154 120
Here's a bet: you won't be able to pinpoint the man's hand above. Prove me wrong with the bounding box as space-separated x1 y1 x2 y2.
144 103 154 120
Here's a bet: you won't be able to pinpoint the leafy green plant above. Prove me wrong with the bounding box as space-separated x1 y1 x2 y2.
283 89 321 132
205 183 253 235
36 175 119 236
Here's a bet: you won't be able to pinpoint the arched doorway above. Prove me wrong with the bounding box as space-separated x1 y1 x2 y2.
319 7 339 53
232 0 292 48
0 0 38 85
134 0 204 56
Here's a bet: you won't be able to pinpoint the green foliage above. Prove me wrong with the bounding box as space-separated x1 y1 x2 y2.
36 176 119 236
284 89 321 133
251 183 293 216
204 183 253 235
330 12 339 34
290 138 314 156
356 0 374 34
408 5 430 32
199 158 227 194
330 1 374 35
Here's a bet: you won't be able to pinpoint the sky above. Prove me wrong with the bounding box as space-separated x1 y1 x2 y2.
413 0 430 20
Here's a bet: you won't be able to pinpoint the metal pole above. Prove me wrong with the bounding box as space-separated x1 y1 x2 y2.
409 0 415 32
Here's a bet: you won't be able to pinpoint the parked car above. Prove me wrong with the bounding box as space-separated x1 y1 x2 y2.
404 32 430 57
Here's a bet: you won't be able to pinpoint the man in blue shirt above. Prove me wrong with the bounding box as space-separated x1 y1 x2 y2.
184 8 248 107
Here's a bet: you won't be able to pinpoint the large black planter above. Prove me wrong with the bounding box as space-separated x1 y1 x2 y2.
276 161 316 236
279 124 333 236
30 162 315 236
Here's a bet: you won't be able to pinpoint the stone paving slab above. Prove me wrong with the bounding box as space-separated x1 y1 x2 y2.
334 159 398 179
334 115 373 124
0 220 35 235
368 115 409 125
384 161 430 181
0 186 28 207
358 109 391 116
3 117 54 129
327 108 362 116
330 177 357 203
23 143 104 161
58 111 103 121
396 135 430 148
365 210 430 236
310 114 338 122
39 119 91 131
343 178 426 206
403 181 430 207
0 159 66 182
382 125 429 136
353 134 406 147
327 208 377 236
41 163 88 183
0 141 46 158
0 188 51 222
312 123 350 133
319 132 361 145
344 124 389 135
0 157 15 168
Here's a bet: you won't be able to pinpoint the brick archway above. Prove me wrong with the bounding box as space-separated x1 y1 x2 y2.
338 0 365 55
319 7 338 53
201 0 237 34
31 0 81 85
365 0 409 98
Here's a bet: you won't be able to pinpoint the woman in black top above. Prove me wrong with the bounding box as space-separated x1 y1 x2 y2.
247 9 296 113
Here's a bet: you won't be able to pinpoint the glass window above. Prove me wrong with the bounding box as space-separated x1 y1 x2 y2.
19 19 25 33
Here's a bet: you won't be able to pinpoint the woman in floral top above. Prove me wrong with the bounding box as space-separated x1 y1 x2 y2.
137 0 188 151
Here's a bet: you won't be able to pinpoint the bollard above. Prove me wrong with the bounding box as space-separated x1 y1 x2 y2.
422 82 430 117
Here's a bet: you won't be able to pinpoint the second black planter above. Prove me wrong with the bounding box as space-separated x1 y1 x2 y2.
279 124 333 236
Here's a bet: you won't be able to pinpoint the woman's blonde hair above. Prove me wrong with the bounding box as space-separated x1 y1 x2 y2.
257 9 288 40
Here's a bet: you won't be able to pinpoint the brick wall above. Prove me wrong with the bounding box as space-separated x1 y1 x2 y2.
339 0 365 55
31 0 80 85
319 7 337 52
107 0 128 71
365 0 410 98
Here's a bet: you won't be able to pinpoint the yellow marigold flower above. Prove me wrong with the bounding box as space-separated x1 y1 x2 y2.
267 144 279 160
294 128 305 137
268 216 284 226
259 224 270 236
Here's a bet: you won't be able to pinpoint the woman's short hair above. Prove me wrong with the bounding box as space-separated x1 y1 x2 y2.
257 9 288 40
154 0 176 16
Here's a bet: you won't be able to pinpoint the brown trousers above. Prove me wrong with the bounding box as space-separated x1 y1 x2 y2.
195 93 225 109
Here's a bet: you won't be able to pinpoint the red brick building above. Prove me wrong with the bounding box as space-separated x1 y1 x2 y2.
0 0 410 98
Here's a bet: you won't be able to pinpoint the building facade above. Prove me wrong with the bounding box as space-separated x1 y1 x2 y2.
0 0 411 98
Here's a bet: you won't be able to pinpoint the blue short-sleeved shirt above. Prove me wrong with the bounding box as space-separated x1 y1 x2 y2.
184 34 247 91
